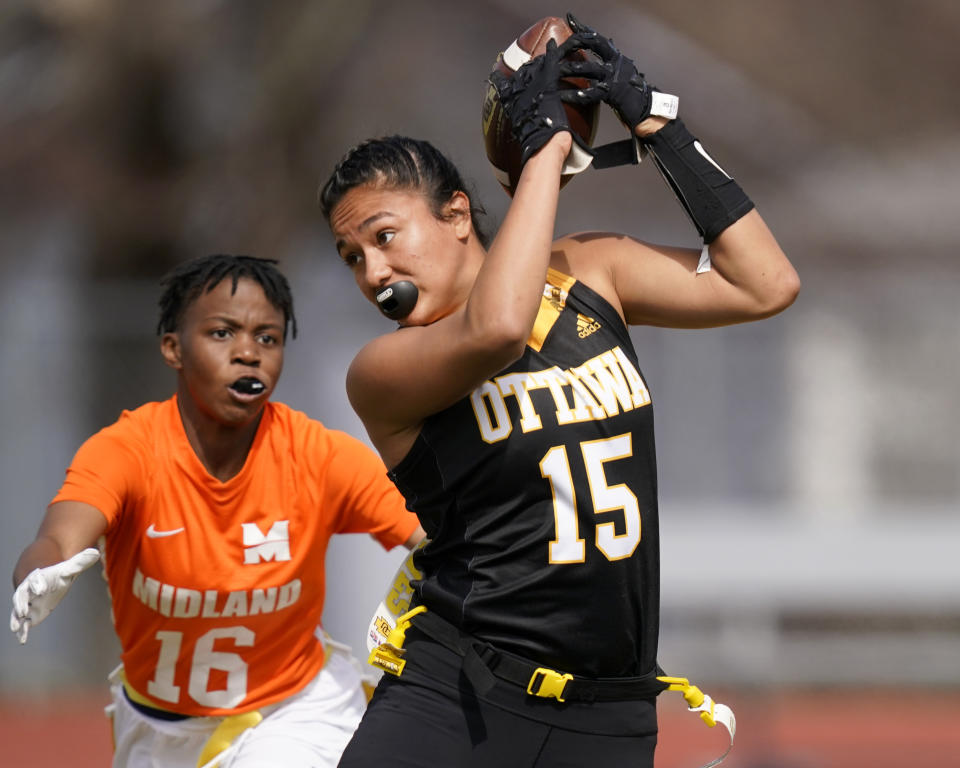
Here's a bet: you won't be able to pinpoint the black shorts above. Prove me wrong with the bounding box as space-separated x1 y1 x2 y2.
338 629 658 768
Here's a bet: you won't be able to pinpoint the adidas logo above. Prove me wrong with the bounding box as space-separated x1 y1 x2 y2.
577 314 601 339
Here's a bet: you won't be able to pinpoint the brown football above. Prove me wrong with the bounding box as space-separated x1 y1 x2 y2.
481 16 599 197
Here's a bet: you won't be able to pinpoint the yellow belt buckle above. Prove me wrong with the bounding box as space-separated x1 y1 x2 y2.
367 605 427 677
527 667 573 702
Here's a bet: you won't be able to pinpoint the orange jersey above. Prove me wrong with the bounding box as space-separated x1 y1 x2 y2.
52 396 418 716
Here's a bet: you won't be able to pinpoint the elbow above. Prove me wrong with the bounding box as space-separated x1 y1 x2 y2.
483 326 529 367
757 265 801 318
494 316 532 357
465 313 529 369
776 264 801 311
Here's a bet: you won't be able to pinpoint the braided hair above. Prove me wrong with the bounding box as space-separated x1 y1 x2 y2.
157 254 297 339
319 136 492 248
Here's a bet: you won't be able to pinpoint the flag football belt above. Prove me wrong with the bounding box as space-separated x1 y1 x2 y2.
371 606 736 767
371 604 667 703
368 548 736 766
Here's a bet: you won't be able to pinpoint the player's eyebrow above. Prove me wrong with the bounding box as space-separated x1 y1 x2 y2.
204 315 283 332
335 211 394 253
359 211 393 230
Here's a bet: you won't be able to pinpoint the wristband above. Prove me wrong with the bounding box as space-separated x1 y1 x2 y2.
642 119 755 243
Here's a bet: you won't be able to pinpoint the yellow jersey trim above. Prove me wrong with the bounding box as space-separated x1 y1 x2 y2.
527 269 577 353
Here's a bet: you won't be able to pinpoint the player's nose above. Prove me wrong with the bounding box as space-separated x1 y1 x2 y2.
363 250 392 289
231 333 260 365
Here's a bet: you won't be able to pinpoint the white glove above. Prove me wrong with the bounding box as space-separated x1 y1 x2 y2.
10 548 100 644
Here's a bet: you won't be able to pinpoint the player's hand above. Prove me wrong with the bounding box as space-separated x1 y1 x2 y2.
563 13 678 132
10 548 100 644
489 37 597 167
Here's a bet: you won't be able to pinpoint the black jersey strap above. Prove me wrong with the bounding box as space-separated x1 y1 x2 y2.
589 137 644 169
411 608 668 703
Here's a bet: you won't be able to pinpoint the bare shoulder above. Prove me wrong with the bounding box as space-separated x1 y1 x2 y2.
551 231 616 283
344 332 403 424
345 336 422 468
550 231 683 321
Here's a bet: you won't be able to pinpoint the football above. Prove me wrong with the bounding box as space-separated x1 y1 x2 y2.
481 16 600 197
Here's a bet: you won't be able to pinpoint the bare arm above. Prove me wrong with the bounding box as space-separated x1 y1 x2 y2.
348 134 572 464
13 501 107 587
552 110 798 328
545 18 799 329
556 208 798 330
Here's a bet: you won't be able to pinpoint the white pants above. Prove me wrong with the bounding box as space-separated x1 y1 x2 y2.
109 647 367 768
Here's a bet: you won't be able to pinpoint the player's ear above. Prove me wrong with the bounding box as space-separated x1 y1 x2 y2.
160 332 183 370
444 191 473 241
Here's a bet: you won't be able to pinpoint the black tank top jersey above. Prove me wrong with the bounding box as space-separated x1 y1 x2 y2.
389 268 660 679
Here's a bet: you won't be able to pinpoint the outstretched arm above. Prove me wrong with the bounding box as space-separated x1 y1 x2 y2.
13 501 106 586
11 501 106 643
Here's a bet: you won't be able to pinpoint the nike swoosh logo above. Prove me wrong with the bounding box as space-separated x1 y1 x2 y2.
146 524 185 539
693 140 731 179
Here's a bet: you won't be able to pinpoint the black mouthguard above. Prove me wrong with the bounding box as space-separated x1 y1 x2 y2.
375 281 419 320
232 378 265 395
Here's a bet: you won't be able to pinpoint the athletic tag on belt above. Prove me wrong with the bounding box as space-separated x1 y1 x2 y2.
366 541 425 653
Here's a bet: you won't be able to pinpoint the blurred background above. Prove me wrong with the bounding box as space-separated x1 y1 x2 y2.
1 0 958 766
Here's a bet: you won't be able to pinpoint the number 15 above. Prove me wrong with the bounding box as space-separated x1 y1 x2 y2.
540 433 641 563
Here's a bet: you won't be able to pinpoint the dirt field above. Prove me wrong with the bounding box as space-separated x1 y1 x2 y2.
3 686 958 767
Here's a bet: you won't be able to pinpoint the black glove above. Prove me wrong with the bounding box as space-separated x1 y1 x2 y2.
563 13 673 132
489 38 597 167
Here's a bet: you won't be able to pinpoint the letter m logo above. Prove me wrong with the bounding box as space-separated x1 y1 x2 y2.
242 520 291 564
